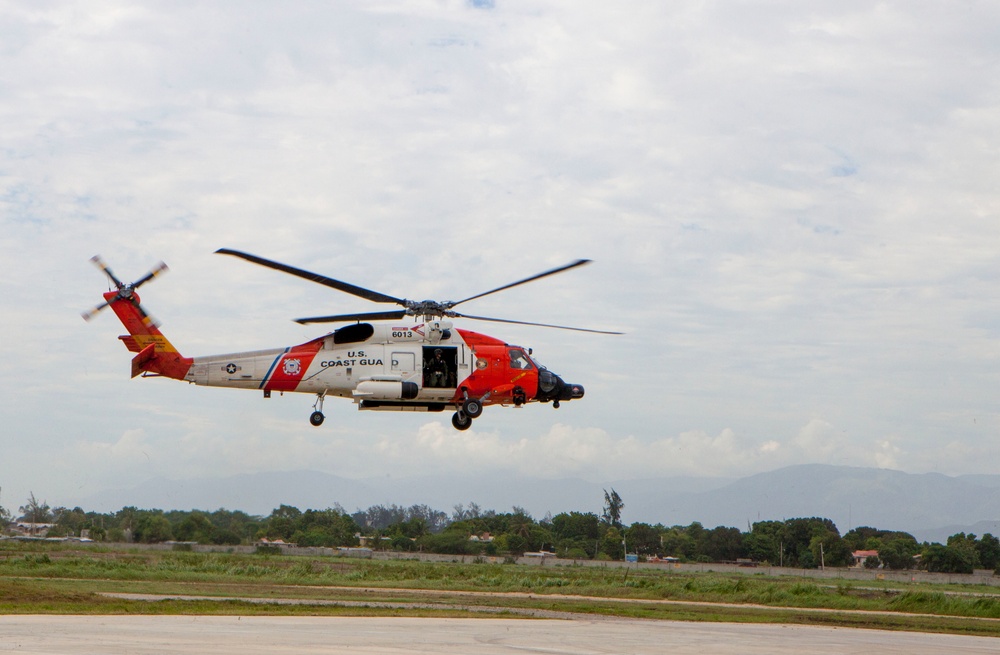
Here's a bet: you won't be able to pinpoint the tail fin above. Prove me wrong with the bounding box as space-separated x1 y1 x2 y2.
105 291 193 380
84 255 193 381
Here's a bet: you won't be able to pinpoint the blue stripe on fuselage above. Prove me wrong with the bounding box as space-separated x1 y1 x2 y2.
259 348 290 389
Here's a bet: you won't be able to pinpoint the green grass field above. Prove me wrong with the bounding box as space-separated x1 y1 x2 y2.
2 541 1000 636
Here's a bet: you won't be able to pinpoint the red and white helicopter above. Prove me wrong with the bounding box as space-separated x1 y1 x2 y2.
84 250 620 430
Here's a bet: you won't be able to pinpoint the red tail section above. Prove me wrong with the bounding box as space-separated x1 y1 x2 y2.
105 291 193 380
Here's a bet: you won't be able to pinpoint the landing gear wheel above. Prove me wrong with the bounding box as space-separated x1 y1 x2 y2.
553 400 561 409
309 411 325 426
452 411 472 431
462 398 483 419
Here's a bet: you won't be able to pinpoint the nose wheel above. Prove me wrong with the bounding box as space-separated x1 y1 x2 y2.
310 392 326 426
451 392 484 430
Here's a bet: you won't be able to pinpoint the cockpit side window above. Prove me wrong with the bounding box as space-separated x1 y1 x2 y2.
508 348 534 370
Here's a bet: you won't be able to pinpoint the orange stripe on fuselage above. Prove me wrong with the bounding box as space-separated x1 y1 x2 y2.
263 340 323 392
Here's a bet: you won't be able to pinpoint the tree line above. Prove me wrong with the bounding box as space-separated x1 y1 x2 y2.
4 489 999 574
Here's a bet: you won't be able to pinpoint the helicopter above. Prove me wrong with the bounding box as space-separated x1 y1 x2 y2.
83 250 621 431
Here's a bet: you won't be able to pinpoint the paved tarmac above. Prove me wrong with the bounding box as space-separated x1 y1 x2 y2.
1 616 998 654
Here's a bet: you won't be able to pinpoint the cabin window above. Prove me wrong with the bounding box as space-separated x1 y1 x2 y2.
333 323 374 344
508 348 533 370
392 352 415 373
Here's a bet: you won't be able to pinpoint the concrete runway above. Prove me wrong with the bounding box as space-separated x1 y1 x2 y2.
1 616 998 654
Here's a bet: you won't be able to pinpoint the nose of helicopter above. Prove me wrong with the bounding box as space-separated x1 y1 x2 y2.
535 369 584 403
562 382 585 400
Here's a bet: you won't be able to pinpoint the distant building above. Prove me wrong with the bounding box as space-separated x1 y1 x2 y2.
852 549 880 568
356 533 392 548
11 522 55 538
468 532 494 542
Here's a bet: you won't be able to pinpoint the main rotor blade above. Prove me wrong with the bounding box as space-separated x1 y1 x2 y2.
132 261 169 289
453 311 623 335
451 259 592 307
216 249 406 305
90 255 124 289
294 310 409 325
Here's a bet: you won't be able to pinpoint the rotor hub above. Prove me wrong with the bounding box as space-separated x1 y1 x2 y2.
406 300 448 317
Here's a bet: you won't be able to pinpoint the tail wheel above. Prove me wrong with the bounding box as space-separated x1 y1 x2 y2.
310 411 325 426
462 398 483 419
452 411 472 431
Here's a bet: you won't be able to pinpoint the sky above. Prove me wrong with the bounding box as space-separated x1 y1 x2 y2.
2 1 1000 517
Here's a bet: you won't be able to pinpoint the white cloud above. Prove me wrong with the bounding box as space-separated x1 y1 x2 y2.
789 419 843 460
874 435 903 470
77 428 152 463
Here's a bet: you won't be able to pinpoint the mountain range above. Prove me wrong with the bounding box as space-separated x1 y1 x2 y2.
79 464 1000 544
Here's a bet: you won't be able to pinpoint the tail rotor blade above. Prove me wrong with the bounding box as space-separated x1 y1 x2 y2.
90 255 124 289
133 300 162 328
81 301 110 322
132 261 169 289
84 257 168 324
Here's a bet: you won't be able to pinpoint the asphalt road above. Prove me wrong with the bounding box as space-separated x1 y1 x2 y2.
1 616 998 654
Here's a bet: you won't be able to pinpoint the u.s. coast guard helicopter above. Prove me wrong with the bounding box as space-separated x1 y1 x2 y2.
83 250 620 430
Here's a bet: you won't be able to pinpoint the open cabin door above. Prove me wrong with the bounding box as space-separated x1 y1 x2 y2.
422 346 457 388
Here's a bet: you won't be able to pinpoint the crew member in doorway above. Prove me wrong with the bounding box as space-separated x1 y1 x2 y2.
426 348 449 387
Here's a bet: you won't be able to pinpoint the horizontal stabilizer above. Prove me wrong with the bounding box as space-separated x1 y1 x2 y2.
131 343 157 379
119 335 142 353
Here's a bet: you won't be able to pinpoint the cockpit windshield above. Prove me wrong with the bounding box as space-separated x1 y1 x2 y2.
508 348 534 370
